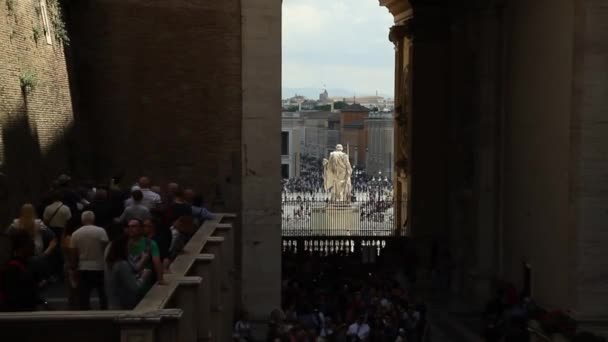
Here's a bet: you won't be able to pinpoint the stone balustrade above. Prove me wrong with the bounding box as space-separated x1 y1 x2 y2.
0 214 237 342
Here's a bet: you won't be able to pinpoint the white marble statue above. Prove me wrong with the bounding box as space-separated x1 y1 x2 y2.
323 144 353 202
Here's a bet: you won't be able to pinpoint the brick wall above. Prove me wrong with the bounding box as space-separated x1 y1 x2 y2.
0 0 75 224
65 0 242 207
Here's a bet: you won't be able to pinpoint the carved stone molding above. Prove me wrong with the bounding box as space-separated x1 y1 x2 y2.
379 0 412 24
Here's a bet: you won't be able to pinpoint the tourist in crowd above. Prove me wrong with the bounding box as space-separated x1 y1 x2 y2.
85 188 115 229
165 182 180 205
118 189 151 224
163 188 192 227
55 174 82 216
278 249 427 342
8 203 57 283
70 211 109 310
43 191 72 239
394 328 407 342
124 177 161 209
151 185 162 195
61 222 79 310
233 310 254 342
166 215 196 267
143 218 170 267
347 316 371 341
105 235 152 309
0 230 41 311
126 219 164 289
42 192 72 279
185 189 216 225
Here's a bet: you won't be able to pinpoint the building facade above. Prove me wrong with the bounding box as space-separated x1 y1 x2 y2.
365 112 394 178
281 112 303 179
340 103 370 168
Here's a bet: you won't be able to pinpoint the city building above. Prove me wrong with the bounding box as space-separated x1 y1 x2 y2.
340 103 370 168
365 112 394 178
281 111 341 177
281 112 303 179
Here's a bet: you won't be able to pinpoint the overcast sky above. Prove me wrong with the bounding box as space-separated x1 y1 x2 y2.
282 0 395 98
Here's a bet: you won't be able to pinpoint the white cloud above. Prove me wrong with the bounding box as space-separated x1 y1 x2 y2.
282 0 395 96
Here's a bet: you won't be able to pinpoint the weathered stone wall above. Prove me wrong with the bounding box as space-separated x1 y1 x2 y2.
0 0 74 225
66 0 283 324
65 0 242 205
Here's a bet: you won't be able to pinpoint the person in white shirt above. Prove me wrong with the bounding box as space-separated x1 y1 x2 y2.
124 177 161 209
347 316 370 341
71 211 109 310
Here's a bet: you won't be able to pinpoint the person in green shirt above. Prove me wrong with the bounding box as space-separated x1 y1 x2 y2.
126 219 164 290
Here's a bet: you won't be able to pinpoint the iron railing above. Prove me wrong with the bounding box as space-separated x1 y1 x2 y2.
281 199 400 237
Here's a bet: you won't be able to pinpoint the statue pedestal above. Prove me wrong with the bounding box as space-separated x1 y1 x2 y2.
311 203 361 236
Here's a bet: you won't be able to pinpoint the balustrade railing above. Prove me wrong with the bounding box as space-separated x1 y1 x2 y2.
0 213 237 342
282 199 401 237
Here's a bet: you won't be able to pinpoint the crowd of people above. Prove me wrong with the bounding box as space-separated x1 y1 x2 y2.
282 156 393 200
0 174 216 311
258 252 427 342
281 156 396 229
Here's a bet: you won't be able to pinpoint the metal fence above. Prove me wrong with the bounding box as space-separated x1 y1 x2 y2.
281 199 400 237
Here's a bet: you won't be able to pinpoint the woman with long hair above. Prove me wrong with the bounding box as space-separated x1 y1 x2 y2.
105 236 152 309
8 203 57 282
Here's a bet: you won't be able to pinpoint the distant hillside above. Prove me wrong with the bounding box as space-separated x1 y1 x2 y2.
282 87 391 100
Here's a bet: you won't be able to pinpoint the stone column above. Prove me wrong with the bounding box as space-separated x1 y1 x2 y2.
469 4 505 300
407 4 452 258
389 21 413 236
240 0 282 334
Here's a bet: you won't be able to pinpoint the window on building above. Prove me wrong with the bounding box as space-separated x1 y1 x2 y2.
281 131 289 156
281 164 289 179
40 0 53 45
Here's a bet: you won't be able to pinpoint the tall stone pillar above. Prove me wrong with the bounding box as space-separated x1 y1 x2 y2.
407 5 452 255
389 22 413 236
432 2 509 299
240 0 282 331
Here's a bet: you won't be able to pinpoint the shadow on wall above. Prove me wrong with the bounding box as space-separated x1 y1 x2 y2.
0 100 81 229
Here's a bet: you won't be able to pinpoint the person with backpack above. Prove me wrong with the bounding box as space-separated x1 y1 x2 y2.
0 230 41 311
43 192 72 280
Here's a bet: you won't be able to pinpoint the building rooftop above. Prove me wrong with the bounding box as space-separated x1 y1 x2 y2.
341 103 371 112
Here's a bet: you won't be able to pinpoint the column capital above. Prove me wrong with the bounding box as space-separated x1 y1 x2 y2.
389 21 413 44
